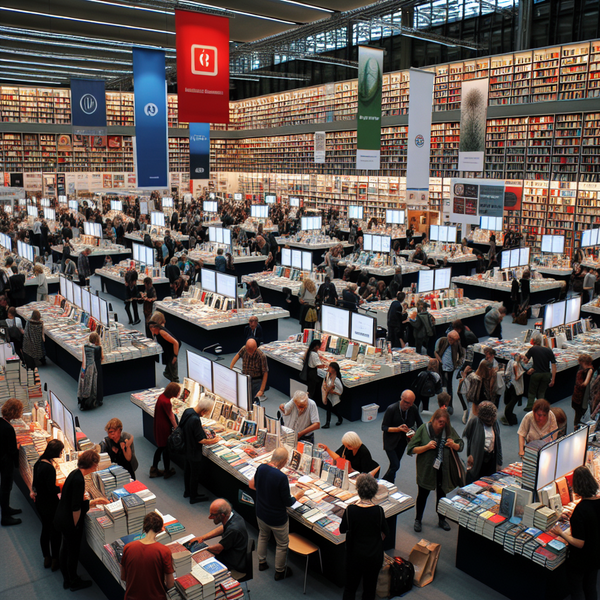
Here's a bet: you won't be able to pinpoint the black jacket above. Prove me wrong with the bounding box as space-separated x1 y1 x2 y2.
381 402 423 451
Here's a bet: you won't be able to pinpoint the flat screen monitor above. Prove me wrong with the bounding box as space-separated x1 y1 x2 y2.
212 362 238 406
162 197 173 208
281 248 291 267
480 216 503 231
40 198 50 207
110 200 123 211
18 241 34 263
100 297 110 327
265 194 276 204
544 300 566 331
430 224 439 241
364 234 373 252
203 201 218 214
150 211 165 227
187 349 213 392
140 201 148 215
301 216 322 231
301 251 312 272
43 208 55 221
581 229 591 248
250 205 269 219
291 249 302 270
348 206 363 220
541 234 565 254
81 287 91 314
65 278 74 305
201 268 216 292
290 197 300 207
555 427 588 481
321 305 350 339
27 206 37 217
537 441 558 490
237 372 251 411
386 209 405 225
435 267 452 290
0 233 11 251
59 275 67 298
216 272 237 299
49 391 64 434
62 405 77 452
83 222 102 237
68 200 78 211
565 296 581 324
72 282 82 309
58 195 67 204
90 293 101 322
233 193 243 201
417 270 435 293
350 312 376 346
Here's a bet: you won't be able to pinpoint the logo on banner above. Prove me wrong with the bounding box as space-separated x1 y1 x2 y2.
415 135 425 148
191 134 208 142
191 45 218 76
144 103 159 117
194 167 205 173
80 94 98 115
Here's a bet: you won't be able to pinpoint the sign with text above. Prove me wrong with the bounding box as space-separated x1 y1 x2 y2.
356 46 383 170
175 10 230 124
189 123 210 179
450 178 505 226
133 48 168 188
314 131 326 163
70 78 107 135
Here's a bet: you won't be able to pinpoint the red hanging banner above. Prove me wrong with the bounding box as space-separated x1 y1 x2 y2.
175 10 230 124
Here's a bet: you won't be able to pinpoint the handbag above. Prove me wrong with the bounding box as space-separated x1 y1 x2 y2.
448 447 467 488
299 359 309 383
305 307 318 323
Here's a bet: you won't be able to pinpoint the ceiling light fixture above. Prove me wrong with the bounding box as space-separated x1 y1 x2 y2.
0 57 130 73
0 64 107 77
179 1 298 24
0 47 131 65
300 57 358 69
276 0 334 12
0 75 65 84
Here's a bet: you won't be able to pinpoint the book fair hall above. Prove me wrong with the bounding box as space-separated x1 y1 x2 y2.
3 1 600 600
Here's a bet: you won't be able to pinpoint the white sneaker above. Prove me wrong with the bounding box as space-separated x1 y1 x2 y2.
258 394 268 402
462 410 468 424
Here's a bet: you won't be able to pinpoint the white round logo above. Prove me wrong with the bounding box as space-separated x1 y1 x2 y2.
80 94 98 115
144 103 159 117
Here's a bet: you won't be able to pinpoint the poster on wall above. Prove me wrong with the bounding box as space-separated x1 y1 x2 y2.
458 79 489 172
504 180 523 212
314 132 326 163
57 174 66 196
57 134 72 152
356 46 383 170
450 178 505 226
76 173 89 191
43 174 56 196
175 10 230 124
23 173 43 192
65 173 76 195
189 123 210 179
89 173 103 191
406 68 435 201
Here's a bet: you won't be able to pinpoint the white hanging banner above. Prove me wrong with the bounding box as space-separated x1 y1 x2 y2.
314 131 326 163
406 68 435 196
458 78 489 172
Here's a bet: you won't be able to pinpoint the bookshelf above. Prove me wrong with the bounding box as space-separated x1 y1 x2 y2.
485 118 507 179
531 47 560 103
552 113 582 182
526 116 554 180
505 117 528 180
522 181 549 251
559 43 589 101
547 181 576 255
582 112 600 182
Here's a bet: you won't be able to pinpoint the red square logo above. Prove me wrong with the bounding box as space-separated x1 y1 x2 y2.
191 45 218 76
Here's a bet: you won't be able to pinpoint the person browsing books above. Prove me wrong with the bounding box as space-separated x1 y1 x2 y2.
98 418 138 480
381 390 422 484
279 390 321 444
249 447 305 581
517 399 558 458
120 511 175 600
243 316 263 345
319 431 379 477
188 499 249 579
322 361 344 428
522 332 556 411
231 339 268 403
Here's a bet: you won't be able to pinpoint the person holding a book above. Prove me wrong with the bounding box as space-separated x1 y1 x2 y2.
188 499 249 579
321 361 343 428
98 418 139 480
407 409 464 533
249 446 305 580
301 339 325 406
517 399 558 457
279 390 321 444
120 511 175 600
319 431 380 477
552 466 600 600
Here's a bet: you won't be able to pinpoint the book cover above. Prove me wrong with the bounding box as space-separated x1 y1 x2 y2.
556 477 571 505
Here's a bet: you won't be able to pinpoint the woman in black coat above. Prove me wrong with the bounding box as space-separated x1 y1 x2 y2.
31 439 64 570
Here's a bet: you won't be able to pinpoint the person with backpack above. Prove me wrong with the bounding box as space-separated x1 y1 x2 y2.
434 331 465 411
381 390 423 484
316 276 338 307
414 359 443 411
409 300 435 355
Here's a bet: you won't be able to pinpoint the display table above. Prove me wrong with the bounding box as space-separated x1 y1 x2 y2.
338 229 422 249
51 244 131 274
535 266 572 282
399 248 478 277
18 301 161 394
96 264 171 300
155 299 290 353
276 237 353 264
582 300 600 326
124 231 189 249
336 257 426 286
186 248 266 278
452 275 563 306
467 239 503 255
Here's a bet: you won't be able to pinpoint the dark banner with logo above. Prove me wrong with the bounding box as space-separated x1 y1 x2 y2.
132 48 168 188
189 123 210 180
57 174 66 196
70 78 106 135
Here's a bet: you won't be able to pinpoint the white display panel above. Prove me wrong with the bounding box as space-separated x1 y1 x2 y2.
50 391 64 434
18 199 26 206
364 234 373 252
17 241 34 263
581 229 592 248
544 301 566 331
187 349 213 392
321 305 350 339
27 206 37 217
417 270 435 293
301 251 312 272
537 442 558 490
83 222 102 237
162 197 173 208
439 226 448 242
250 205 269 219
65 278 74 305
0 233 11 251
111 200 123 211
350 312 376 346
91 293 101 322
150 211 166 227
59 276 67 298
72 282 82 309
520 247 530 266
500 251 510 270
81 287 91 314
281 248 291 267
289 197 300 207
372 235 382 252
216 272 237 299
480 216 503 231
133 243 141 262
62 405 77 452
69 200 78 211
100 298 110 327
43 208 56 221
541 234 565 254
435 267 452 290
592 229 600 247
58 195 67 204
237 372 250 411
212 362 238 406
348 206 364 220
385 209 405 225
565 296 581 325
201 268 216 292
301 216 322 231
222 229 231 245
509 248 520 268
208 227 231 245
556 427 588 480
291 249 302 270
40 198 50 207
233 193 243 201
140 201 148 215
265 194 276 204
430 224 439 241
381 236 391 253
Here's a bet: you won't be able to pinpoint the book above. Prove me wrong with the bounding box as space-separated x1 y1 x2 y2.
556 477 571 505
499 487 516 518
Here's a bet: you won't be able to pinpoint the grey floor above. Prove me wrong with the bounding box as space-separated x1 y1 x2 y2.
0 279 579 600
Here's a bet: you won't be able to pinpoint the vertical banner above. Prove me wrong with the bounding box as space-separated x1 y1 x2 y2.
458 79 489 172
70 78 106 135
132 48 168 188
406 68 435 205
56 174 66 196
175 10 230 124
314 132 326 163
356 46 383 170
189 123 210 179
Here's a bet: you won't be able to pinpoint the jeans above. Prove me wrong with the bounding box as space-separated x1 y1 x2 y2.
568 567 599 600
383 440 407 483
442 369 454 405
183 458 203 498
164 357 179 383
526 371 552 410
59 527 84 585
257 517 289 572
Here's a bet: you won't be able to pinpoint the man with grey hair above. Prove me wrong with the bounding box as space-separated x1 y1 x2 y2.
249 447 304 580
188 498 248 578
181 398 220 504
523 331 556 411
279 390 320 444
435 330 465 412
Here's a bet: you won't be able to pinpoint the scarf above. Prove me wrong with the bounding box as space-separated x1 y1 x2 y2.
429 422 447 469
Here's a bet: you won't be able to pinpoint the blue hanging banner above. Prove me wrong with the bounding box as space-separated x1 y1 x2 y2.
132 48 168 188
189 123 210 180
70 78 106 135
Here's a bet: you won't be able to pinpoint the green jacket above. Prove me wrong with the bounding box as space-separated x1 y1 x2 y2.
407 422 464 493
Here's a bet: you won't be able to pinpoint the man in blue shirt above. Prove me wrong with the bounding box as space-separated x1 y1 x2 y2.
249 447 304 580
434 331 465 413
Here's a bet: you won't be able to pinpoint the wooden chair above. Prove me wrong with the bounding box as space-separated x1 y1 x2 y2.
287 532 323 594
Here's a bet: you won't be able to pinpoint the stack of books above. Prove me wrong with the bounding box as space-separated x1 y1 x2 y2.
522 440 547 489
191 561 216 599
522 502 544 527
534 506 558 530
199 557 229 589
104 500 128 539
166 541 193 578
175 574 204 600
219 577 243 600
122 494 145 534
